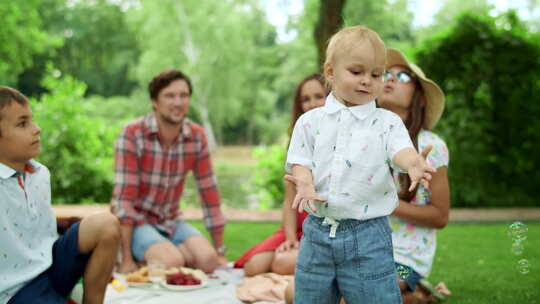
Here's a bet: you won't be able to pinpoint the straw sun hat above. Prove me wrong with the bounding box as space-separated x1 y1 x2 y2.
386 48 445 130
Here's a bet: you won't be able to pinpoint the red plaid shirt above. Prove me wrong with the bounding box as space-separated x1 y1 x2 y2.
110 113 224 235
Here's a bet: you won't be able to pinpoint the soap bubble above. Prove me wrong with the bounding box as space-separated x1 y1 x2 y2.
511 241 524 255
517 259 530 275
508 221 528 242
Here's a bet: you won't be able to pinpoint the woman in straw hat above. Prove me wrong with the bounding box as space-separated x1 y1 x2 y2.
378 48 452 303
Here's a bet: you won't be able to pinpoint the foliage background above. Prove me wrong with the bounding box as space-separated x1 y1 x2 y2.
416 12 540 207
2 0 540 208
32 66 120 203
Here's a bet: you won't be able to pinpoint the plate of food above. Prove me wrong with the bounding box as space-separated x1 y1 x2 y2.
125 266 152 287
161 267 208 291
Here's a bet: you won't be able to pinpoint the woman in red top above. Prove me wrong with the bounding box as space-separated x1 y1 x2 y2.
234 74 328 276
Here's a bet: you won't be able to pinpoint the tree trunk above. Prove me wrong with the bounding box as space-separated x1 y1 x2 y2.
314 0 347 70
198 103 217 153
175 2 217 152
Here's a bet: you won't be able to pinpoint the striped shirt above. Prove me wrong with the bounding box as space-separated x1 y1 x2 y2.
110 113 224 235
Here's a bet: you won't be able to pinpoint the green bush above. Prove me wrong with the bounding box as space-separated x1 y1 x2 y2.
32 66 120 204
252 145 287 209
416 12 540 207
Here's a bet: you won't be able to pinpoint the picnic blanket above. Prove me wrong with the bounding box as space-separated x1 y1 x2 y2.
236 273 293 303
71 265 287 304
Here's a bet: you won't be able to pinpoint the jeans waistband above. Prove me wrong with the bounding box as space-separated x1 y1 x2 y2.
308 214 386 232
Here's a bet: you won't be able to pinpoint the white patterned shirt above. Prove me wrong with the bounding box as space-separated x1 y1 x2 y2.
286 93 413 220
0 160 57 304
390 130 449 277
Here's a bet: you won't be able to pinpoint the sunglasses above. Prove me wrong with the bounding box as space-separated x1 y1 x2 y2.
382 70 415 83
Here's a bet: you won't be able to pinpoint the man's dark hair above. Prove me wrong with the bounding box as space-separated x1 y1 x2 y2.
0 86 29 136
148 69 193 100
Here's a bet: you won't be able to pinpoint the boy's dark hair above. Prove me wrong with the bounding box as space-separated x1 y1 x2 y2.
148 69 193 100
0 87 29 135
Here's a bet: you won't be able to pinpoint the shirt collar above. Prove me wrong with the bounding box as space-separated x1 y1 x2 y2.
323 93 377 120
0 160 40 179
144 112 192 139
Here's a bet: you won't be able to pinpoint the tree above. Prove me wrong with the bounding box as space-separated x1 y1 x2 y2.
127 0 282 146
0 0 61 85
416 12 540 207
33 65 119 204
310 0 416 69
344 0 415 50
272 0 321 108
16 0 140 97
434 0 493 25
414 0 494 44
314 0 347 69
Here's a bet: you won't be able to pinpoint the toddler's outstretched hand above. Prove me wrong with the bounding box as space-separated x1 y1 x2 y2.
284 174 327 213
408 145 436 191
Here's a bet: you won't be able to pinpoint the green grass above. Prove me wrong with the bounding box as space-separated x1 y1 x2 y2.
189 220 281 262
190 221 540 303
428 222 540 303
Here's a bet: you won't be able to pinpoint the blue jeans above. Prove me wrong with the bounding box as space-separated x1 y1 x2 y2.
294 215 402 304
8 222 90 304
131 220 202 262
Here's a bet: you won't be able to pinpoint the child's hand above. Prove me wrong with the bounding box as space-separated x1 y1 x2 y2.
284 174 327 213
276 239 299 253
408 145 436 191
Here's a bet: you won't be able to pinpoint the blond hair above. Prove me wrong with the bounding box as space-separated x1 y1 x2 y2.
324 25 386 70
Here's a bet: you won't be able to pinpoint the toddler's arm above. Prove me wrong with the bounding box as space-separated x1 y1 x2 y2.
285 165 326 213
393 146 436 191
278 180 300 252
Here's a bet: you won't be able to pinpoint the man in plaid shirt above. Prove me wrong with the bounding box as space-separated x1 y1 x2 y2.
111 69 226 274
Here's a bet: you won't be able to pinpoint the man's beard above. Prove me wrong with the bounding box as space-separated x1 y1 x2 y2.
160 113 184 126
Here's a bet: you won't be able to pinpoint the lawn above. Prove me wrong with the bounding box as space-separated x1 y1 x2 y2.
189 221 540 304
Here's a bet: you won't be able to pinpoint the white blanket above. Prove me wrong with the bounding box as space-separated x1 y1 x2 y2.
71 265 283 304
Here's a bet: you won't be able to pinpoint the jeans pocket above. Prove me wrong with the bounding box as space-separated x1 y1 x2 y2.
371 217 393 250
296 219 315 272
351 219 397 284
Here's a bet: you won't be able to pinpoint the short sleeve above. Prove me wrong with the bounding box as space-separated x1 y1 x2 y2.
285 113 316 172
385 114 414 163
420 131 449 169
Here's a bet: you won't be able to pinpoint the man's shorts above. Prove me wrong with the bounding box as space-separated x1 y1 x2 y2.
8 222 91 304
132 220 202 262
